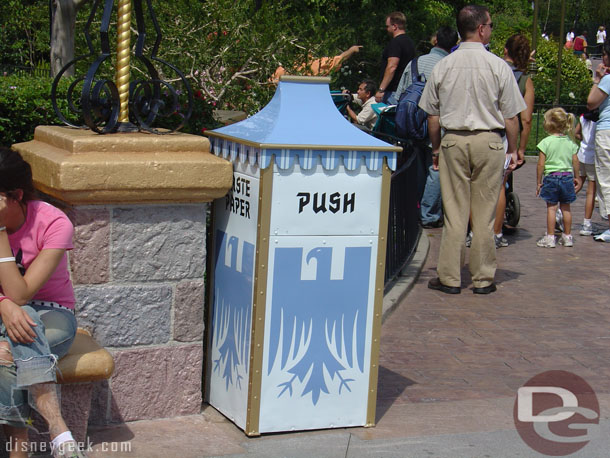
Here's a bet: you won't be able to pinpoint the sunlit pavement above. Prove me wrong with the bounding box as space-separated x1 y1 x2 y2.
85 161 610 457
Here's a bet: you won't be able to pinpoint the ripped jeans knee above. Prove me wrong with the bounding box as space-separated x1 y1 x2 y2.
0 363 31 427
0 304 76 427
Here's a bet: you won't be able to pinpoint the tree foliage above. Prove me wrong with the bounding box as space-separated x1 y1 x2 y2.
536 0 610 39
0 0 600 136
0 0 49 70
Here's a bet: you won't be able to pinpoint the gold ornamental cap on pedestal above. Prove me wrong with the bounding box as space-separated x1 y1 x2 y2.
13 126 232 205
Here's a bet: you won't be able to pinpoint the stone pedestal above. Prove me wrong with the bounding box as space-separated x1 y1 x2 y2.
13 126 232 425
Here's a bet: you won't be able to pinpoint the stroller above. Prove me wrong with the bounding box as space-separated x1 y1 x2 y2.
504 167 521 229
330 91 352 117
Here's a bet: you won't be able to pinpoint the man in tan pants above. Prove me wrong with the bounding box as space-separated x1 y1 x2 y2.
419 5 526 294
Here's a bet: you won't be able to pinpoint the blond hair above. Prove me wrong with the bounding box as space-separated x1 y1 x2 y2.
543 107 576 140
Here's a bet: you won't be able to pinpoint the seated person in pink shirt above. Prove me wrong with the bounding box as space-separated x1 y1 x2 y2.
0 147 86 457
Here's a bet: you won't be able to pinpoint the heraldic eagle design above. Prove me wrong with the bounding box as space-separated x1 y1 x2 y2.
268 246 371 405
211 230 254 390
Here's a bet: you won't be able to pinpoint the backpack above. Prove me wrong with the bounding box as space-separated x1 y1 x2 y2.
512 68 527 96
395 57 428 140
511 67 528 131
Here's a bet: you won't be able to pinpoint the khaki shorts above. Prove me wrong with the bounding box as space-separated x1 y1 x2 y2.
579 161 596 181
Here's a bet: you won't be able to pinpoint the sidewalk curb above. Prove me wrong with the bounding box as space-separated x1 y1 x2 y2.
382 232 430 324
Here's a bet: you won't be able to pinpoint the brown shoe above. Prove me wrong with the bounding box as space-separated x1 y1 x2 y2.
428 277 460 294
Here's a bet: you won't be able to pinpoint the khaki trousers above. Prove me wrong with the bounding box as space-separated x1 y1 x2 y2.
437 131 505 288
595 129 610 218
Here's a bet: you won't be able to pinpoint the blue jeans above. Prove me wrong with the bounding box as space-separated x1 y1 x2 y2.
539 174 577 204
384 91 398 105
420 165 443 224
0 304 76 428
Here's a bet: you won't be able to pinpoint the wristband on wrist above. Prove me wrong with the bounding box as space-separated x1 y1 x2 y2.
0 257 15 263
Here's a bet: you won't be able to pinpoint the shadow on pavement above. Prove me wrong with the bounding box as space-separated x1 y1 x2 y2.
375 366 416 422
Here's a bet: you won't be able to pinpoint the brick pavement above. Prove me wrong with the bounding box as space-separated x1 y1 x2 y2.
360 160 610 441
82 161 610 456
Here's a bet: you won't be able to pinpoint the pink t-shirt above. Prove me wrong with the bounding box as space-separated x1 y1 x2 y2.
6 201 75 309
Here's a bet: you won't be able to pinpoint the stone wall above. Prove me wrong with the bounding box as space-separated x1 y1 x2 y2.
68 203 208 424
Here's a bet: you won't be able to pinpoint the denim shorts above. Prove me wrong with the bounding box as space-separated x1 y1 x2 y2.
0 304 76 428
539 174 577 204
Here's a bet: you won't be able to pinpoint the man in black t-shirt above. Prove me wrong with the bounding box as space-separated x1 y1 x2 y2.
378 11 415 105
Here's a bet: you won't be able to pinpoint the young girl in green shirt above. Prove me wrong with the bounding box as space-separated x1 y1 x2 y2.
536 107 582 247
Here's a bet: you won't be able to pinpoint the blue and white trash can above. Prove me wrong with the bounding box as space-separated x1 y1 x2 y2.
205 76 400 435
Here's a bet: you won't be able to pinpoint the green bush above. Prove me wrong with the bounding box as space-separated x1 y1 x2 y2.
0 75 79 146
0 75 225 144
531 39 592 105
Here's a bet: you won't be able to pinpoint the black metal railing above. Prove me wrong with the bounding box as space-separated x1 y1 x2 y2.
374 134 424 288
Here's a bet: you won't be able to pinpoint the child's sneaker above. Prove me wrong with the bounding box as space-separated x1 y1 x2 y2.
494 234 508 248
536 234 556 248
559 234 574 247
580 221 593 236
594 229 610 242
555 209 564 233
465 231 473 247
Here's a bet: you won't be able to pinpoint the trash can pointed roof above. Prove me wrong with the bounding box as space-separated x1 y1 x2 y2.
207 76 399 171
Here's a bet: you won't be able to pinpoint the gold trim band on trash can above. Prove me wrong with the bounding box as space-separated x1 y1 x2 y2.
366 158 392 426
245 159 274 436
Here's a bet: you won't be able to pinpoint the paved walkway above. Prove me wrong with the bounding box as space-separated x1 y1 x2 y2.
85 161 610 457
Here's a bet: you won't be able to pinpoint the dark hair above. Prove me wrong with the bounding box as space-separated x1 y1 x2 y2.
583 109 599 122
457 5 489 40
505 34 531 71
0 147 37 203
387 12 406 30
360 79 377 97
436 26 459 52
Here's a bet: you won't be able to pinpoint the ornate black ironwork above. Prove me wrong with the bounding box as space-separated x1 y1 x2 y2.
51 0 193 134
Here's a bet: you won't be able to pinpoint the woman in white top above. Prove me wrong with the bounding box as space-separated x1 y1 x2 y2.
575 110 606 235
597 26 606 44
587 40 610 241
